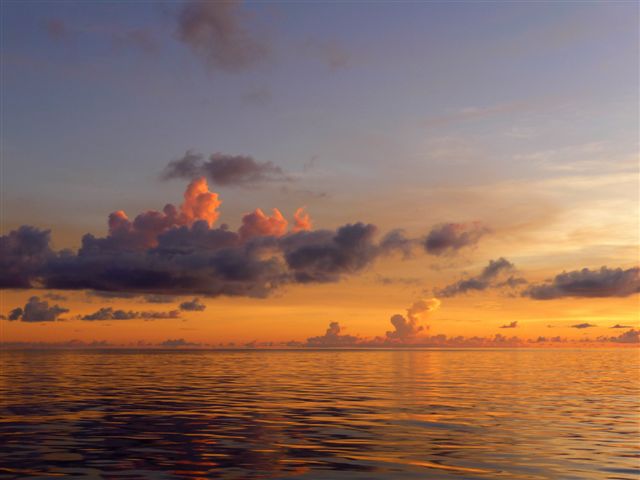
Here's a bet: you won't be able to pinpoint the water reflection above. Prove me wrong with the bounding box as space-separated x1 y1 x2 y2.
1 349 638 479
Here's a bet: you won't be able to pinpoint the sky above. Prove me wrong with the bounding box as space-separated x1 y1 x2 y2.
1 0 638 347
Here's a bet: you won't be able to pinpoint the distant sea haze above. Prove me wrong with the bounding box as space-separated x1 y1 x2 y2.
1 349 638 479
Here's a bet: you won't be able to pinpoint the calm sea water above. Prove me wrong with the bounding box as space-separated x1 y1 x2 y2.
1 349 638 479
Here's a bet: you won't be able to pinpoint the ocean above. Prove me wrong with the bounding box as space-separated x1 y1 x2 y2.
1 349 638 479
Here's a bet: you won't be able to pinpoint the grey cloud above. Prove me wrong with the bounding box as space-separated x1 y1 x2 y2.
611 324 633 329
8 296 69 322
606 329 640 344
81 307 180 321
306 322 360 347
425 222 489 256
500 321 518 329
177 0 269 72
571 323 596 329
162 151 288 186
437 257 515 297
523 266 640 300
179 298 206 311
161 338 199 347
0 226 53 288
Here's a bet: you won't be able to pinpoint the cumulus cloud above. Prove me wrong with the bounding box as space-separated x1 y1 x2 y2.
176 0 269 72
571 323 596 329
8 296 69 322
437 257 515 297
179 298 206 311
385 298 440 343
239 208 288 241
162 151 288 186
424 222 489 256
306 322 360 347
81 307 180 321
605 329 640 344
500 321 518 329
523 266 640 300
1 179 415 298
0 226 53 288
292 207 312 232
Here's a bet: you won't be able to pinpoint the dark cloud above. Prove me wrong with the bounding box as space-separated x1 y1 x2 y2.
81 307 180 321
160 338 199 347
306 322 360 347
1 221 406 298
424 222 489 256
177 0 269 72
523 266 640 300
605 329 640 344
0 226 53 288
437 257 515 297
162 151 288 186
500 321 518 329
179 298 206 311
7 296 69 322
571 323 596 329
611 324 633 329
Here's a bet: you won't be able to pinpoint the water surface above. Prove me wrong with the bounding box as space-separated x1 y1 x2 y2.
1 349 638 479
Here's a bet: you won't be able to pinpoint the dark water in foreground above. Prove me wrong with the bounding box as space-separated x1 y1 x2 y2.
1 349 638 479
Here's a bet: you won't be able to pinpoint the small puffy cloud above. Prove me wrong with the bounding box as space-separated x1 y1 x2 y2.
611 324 633 329
292 207 312 232
424 222 489 256
523 266 640 300
239 208 288 241
385 298 440 343
162 151 288 187
437 257 515 297
500 321 518 329
81 307 180 321
571 323 597 329
176 0 269 72
8 296 68 322
306 322 360 347
179 298 206 311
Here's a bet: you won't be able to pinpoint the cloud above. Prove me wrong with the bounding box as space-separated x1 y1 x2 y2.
571 323 596 329
1 180 415 298
176 0 269 72
437 257 515 297
306 322 360 347
179 298 206 311
81 307 180 321
384 298 440 343
160 338 199 347
162 151 288 187
424 222 489 256
605 329 640 344
239 208 288 241
0 225 53 288
523 266 640 300
611 324 633 329
292 207 312 233
500 321 518 329
44 292 68 301
8 296 69 322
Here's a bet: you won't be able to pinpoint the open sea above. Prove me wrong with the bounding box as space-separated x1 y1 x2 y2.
1 349 638 479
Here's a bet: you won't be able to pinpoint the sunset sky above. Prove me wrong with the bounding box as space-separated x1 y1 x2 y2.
1 1 638 346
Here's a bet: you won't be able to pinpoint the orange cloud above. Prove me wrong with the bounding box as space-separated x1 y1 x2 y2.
179 176 221 226
292 207 312 232
239 208 288 240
